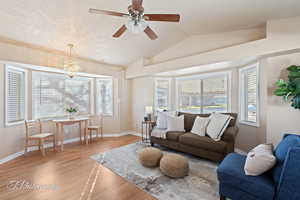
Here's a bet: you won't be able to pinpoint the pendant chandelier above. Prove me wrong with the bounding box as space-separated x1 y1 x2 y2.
63 44 80 78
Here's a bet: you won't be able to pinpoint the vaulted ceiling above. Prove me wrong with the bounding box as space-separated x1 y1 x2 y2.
0 0 300 66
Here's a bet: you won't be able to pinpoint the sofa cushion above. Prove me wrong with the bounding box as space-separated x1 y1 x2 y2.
179 133 227 153
217 153 275 200
178 112 237 132
272 134 300 184
166 131 186 142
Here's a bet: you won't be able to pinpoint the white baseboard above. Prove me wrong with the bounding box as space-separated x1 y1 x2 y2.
0 131 140 165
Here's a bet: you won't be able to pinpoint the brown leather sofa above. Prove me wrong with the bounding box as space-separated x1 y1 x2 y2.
150 112 239 162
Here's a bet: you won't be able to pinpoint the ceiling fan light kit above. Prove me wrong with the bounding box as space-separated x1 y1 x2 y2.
89 0 180 40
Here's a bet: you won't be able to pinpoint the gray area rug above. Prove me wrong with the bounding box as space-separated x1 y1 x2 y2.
91 142 220 200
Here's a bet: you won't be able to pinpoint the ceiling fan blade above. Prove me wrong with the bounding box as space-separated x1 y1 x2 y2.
144 27 158 40
89 8 128 17
132 0 143 11
113 25 127 38
144 14 180 22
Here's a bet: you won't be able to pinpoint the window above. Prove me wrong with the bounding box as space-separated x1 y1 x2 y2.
178 79 201 113
5 65 27 125
96 78 113 116
203 77 228 113
177 73 229 114
154 78 170 111
239 64 259 126
32 72 91 119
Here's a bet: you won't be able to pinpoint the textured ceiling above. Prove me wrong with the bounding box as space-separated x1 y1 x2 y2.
0 0 300 66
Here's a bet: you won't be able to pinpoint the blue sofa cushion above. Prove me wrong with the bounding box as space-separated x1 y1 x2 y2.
273 134 300 184
217 153 275 200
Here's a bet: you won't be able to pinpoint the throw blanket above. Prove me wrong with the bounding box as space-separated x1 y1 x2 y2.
151 128 167 139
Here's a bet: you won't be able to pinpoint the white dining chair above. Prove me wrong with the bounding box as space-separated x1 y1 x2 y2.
86 115 103 143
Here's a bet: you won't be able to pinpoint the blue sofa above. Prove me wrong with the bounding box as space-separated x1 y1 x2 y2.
217 134 300 200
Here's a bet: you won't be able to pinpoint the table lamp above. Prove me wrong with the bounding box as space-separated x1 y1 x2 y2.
145 106 153 121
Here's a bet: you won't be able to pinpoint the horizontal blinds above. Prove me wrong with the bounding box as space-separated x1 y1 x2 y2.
65 78 91 114
177 75 228 114
96 79 113 115
32 72 91 119
6 67 26 123
32 72 65 119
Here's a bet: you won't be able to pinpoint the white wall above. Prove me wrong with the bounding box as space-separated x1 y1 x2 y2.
0 39 132 159
266 52 300 146
131 77 154 132
151 28 266 64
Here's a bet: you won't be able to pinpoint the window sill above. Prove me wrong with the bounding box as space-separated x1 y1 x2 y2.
5 121 25 127
239 120 260 128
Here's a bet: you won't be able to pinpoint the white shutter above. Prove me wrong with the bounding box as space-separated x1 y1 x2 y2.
239 64 259 125
6 66 26 125
96 78 113 115
154 79 170 111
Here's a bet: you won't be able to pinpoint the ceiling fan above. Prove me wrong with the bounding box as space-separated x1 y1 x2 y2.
89 0 180 40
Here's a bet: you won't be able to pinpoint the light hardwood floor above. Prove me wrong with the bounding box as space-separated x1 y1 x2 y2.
0 135 156 200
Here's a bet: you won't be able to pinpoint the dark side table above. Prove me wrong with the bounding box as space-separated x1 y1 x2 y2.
141 121 156 143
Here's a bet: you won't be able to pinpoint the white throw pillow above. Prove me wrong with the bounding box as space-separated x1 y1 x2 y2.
166 115 185 132
206 113 232 141
156 112 168 129
191 116 210 136
244 144 277 176
156 111 176 129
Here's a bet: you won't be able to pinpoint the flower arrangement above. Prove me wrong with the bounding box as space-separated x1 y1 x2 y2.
66 106 77 119
66 107 77 113
274 65 300 109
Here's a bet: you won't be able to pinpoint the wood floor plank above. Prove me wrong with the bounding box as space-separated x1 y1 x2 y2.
0 135 157 200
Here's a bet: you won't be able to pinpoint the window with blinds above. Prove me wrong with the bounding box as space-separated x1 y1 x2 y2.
177 73 229 114
154 79 170 111
5 66 27 125
96 78 113 116
32 72 92 119
239 64 259 126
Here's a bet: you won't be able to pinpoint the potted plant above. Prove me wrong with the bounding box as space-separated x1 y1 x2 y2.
66 106 78 119
274 65 300 109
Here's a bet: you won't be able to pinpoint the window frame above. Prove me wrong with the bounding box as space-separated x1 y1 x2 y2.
175 71 231 114
5 65 28 126
154 77 171 111
239 63 260 127
95 77 114 117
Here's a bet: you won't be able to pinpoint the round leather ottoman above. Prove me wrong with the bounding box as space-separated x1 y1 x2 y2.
139 147 163 167
160 154 189 178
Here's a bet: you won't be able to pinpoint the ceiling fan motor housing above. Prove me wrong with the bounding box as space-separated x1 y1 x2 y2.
128 5 144 23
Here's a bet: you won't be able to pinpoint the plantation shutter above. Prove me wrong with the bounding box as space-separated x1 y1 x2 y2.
96 78 113 115
6 66 26 124
245 68 258 122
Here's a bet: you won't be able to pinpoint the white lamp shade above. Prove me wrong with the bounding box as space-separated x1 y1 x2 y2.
125 19 147 34
145 106 153 114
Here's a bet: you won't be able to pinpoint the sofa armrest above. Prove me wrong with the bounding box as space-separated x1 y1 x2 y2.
276 147 300 200
222 126 239 143
221 126 239 154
